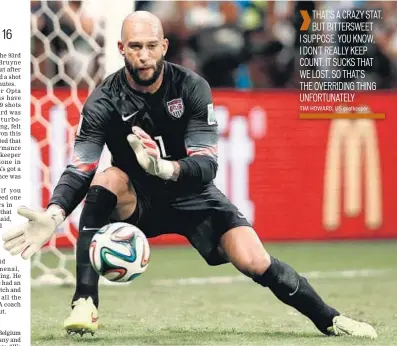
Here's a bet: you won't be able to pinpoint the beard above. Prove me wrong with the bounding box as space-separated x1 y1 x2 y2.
125 56 164 87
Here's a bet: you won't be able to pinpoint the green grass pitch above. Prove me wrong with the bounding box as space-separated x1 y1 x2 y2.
31 241 397 345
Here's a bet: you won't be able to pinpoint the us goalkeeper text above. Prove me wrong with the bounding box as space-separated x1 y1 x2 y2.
0 258 23 346
0 49 26 346
0 52 22 231
0 258 22 315
0 4 30 345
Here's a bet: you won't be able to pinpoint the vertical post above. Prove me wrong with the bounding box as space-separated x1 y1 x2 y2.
98 0 135 173
103 0 135 77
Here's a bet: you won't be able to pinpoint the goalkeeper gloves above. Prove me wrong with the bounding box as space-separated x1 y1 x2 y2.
2 205 65 260
127 126 175 180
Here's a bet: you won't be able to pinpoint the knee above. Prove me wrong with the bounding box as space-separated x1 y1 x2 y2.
237 252 271 278
221 226 272 278
91 167 130 197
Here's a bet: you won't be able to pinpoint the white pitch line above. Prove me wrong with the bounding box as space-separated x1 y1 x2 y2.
152 268 394 287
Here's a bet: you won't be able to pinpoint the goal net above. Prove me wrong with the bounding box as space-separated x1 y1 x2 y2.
31 0 134 286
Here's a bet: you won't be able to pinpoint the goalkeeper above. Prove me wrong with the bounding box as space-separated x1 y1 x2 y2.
2 11 377 339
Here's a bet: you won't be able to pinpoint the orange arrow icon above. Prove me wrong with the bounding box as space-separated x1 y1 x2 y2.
300 10 311 31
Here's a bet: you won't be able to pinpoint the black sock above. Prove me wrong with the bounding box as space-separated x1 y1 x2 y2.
253 256 340 335
72 185 117 308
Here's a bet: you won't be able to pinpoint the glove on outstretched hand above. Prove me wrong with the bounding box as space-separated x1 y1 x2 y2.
2 206 64 259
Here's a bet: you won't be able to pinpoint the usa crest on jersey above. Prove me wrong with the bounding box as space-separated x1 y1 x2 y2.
167 98 184 118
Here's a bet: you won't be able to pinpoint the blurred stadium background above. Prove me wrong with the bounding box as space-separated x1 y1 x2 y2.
30 1 396 344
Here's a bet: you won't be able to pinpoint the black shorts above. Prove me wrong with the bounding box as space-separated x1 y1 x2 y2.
121 182 251 266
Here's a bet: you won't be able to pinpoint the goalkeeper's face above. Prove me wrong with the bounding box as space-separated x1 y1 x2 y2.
124 53 164 87
119 17 168 87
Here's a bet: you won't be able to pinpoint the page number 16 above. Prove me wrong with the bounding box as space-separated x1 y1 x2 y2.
154 136 170 158
2 29 12 40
